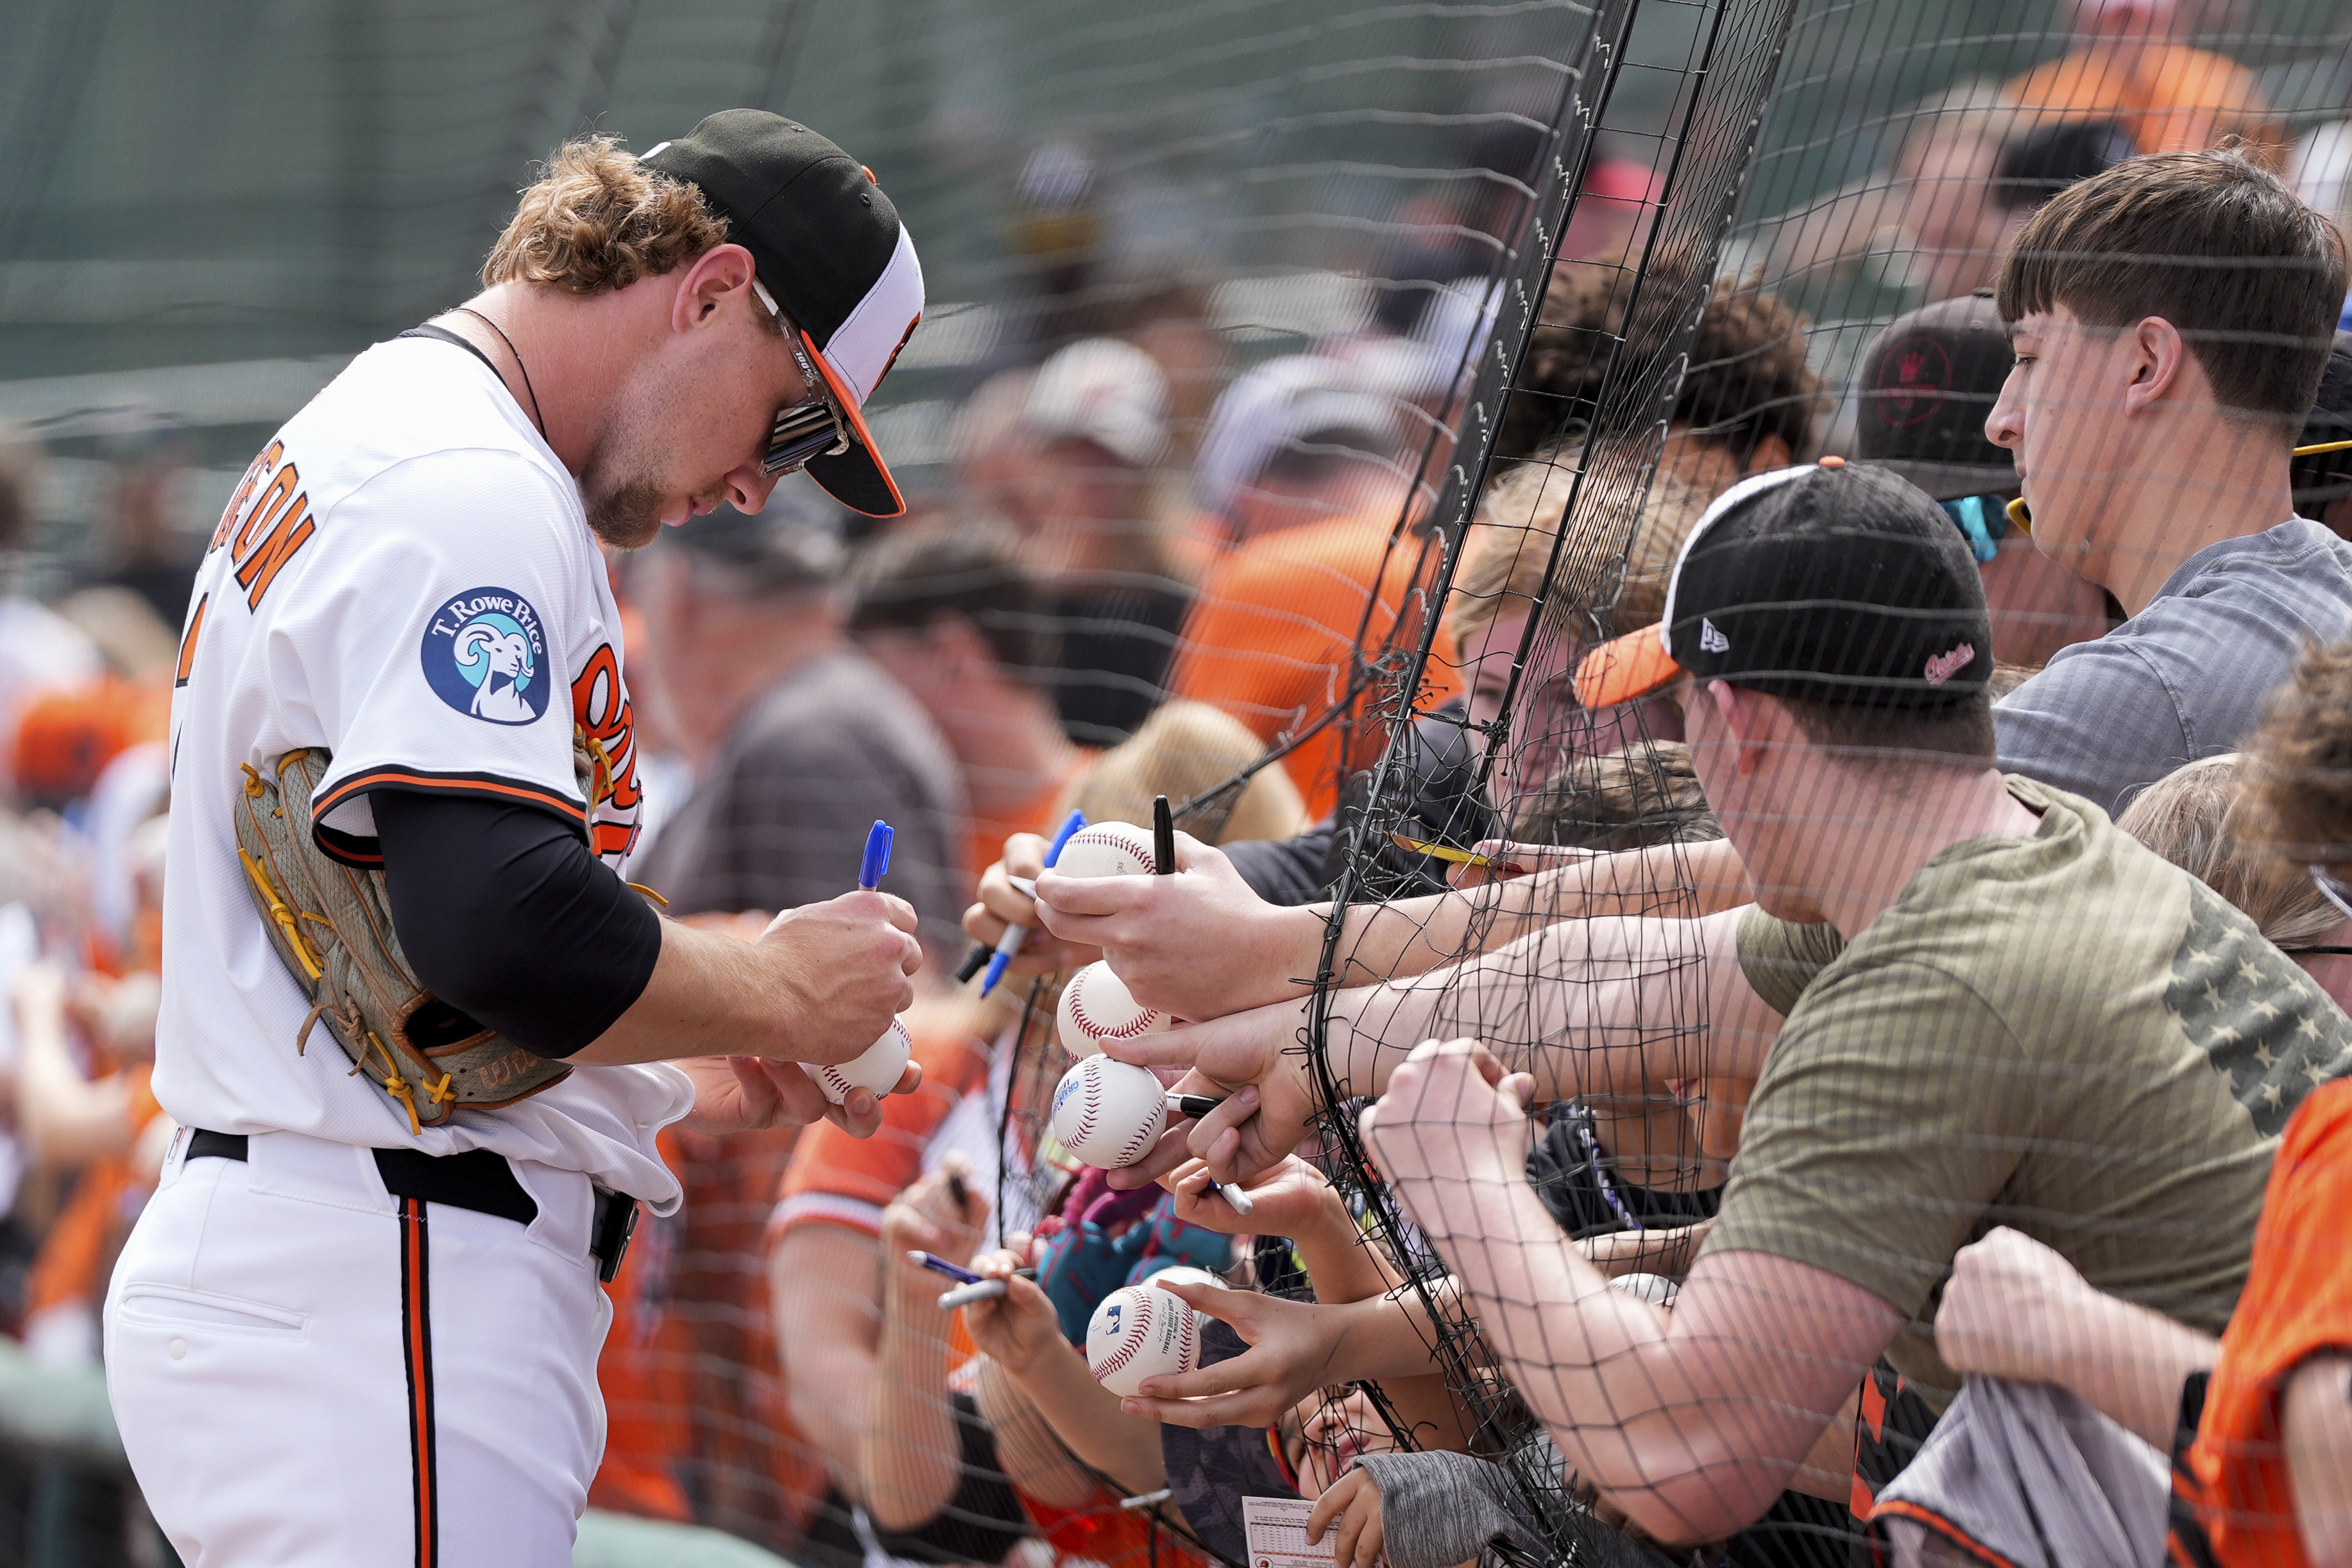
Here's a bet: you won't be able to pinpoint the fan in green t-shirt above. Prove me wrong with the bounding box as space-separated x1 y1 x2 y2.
1103 461 2352 1549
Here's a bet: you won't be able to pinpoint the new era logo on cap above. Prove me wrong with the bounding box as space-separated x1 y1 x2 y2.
1572 459 1993 712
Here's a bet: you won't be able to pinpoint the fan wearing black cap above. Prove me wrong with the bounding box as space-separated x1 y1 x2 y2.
1101 461 2351 1549
1855 290 2115 667
112 112 931 1564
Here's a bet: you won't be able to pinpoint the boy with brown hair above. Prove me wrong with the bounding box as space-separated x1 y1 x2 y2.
1988 146 2352 815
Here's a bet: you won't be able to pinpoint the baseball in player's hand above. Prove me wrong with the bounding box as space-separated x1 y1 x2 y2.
1099 996 1320 1188
676 1053 919 1137
756 887 925 1064
1116 1280 1344 1429
1032 831 1300 1021
962 833 1096 984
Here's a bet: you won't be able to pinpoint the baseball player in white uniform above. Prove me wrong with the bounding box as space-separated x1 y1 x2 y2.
107 110 929 1567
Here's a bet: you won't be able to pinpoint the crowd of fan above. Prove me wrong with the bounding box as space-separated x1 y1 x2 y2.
10 14 2352 1567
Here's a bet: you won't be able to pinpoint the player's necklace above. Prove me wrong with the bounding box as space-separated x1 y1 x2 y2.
454 306 547 438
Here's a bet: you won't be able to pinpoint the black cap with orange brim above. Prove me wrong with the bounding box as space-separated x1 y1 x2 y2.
642 110 925 518
1573 458 1993 712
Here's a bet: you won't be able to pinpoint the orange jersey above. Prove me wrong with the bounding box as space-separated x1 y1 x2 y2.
2006 43 2281 167
588 1128 697 1524
773 1012 997 1242
1170 514 1460 819
2170 1077 2352 1568
26 1067 164 1320
1020 1483 1219 1568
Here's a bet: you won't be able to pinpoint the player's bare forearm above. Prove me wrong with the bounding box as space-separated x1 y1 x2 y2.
574 893 920 1068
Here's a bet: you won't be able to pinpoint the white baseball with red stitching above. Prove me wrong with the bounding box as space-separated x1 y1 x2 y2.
1051 821 1157 880
811 1017 913 1105
1085 1283 1200 1397
1050 1056 1166 1168
1056 961 1170 1059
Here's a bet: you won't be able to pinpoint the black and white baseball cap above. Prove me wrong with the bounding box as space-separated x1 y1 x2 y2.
643 110 925 517
1572 458 1993 711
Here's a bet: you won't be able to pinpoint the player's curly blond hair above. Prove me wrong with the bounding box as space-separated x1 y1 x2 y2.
482 136 732 294
2243 639 2352 865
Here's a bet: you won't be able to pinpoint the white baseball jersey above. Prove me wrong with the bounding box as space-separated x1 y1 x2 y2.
159 336 690 1209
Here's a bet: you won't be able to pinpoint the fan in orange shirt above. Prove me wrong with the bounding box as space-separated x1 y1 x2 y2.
2005 0 2282 167
16 961 169 1365
1172 352 1465 817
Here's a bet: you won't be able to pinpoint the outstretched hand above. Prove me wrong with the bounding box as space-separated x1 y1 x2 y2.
1116 1279 1351 1429
758 889 925 1064
1034 831 1307 1021
1101 996 1320 1188
677 1053 922 1137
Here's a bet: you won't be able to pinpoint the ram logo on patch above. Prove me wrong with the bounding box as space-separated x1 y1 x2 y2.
420 586 551 725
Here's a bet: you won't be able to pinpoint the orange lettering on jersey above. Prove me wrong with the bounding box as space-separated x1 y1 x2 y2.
175 594 209 688
234 463 300 558
212 441 283 552
570 643 644 824
234 493 315 608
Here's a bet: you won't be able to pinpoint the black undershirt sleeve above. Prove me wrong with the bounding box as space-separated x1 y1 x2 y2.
371 788 663 1059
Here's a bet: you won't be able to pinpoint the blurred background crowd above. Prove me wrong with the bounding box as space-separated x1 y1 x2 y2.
6 0 2352 1562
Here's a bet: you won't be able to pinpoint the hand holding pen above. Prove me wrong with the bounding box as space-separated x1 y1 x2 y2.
966 808 1088 994
907 1250 1038 1310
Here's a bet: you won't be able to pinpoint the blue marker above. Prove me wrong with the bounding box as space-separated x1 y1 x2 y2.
858 819 894 891
978 809 1087 996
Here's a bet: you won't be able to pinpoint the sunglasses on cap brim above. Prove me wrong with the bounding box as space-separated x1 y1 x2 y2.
751 281 855 479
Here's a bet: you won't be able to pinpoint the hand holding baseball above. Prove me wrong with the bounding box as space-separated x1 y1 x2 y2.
677 1053 919 1137
1033 831 1302 1022
755 887 924 1064
1097 996 1323 1188
961 833 1096 985
1113 1280 1346 1429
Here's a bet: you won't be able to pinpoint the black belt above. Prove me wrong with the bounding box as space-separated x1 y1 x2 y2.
186 1129 638 1283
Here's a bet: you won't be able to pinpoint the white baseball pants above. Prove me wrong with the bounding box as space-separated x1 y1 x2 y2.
104 1129 613 1568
